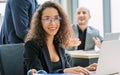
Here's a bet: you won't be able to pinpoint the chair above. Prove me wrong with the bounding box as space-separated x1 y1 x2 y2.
0 43 24 75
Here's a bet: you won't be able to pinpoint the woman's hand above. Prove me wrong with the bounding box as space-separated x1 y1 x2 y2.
66 38 81 47
86 63 97 71
64 66 89 75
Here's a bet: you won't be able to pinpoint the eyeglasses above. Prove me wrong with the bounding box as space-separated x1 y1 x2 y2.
42 16 62 24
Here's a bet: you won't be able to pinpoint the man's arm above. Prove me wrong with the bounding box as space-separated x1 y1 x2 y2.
11 0 31 40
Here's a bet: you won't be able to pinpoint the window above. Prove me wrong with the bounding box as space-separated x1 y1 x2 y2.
78 0 104 36
111 0 120 33
37 0 52 5
0 2 6 30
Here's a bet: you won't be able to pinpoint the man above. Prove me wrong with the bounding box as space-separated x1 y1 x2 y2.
0 0 38 44
72 7 103 50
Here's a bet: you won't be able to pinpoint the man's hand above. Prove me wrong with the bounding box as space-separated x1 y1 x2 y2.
93 37 101 49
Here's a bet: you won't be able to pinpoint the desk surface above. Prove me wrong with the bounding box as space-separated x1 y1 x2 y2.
68 50 99 59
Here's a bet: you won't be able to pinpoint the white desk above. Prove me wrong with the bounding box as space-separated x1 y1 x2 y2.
69 50 99 58
68 50 99 67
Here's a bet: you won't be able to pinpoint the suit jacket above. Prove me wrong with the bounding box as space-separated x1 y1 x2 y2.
24 40 70 74
72 24 103 50
0 0 37 44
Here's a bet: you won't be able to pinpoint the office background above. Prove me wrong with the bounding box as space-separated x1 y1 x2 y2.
0 0 120 37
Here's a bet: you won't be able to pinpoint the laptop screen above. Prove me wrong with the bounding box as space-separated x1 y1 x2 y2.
96 40 120 75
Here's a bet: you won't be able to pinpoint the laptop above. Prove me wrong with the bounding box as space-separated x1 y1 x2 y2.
104 32 120 41
90 40 120 75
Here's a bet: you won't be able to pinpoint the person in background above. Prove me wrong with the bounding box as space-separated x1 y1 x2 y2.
70 7 103 50
24 1 97 75
0 0 38 44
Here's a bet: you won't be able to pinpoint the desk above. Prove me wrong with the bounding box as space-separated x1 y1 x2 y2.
68 50 99 67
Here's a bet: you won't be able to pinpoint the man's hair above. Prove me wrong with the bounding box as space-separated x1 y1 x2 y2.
76 7 91 16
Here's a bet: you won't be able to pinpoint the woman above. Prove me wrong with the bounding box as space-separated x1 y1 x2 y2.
24 1 96 75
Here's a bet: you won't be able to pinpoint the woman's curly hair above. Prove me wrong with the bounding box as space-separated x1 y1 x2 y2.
25 1 74 48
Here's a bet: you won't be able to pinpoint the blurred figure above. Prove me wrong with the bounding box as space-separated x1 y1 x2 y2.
24 1 96 75
0 0 38 44
71 7 103 50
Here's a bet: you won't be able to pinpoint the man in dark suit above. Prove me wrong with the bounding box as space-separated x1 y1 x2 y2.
71 7 103 50
0 0 38 44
